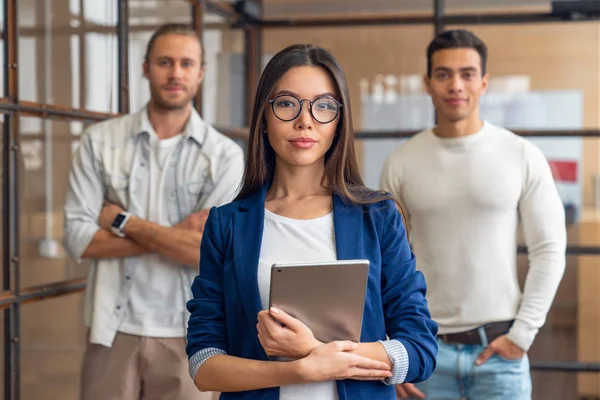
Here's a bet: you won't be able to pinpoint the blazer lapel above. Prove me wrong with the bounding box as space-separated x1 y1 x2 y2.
332 193 364 260
233 187 267 339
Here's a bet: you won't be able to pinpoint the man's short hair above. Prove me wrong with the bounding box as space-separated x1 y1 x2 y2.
426 29 487 77
144 23 205 67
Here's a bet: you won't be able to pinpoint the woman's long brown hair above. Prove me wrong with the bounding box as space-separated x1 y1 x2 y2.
234 44 410 230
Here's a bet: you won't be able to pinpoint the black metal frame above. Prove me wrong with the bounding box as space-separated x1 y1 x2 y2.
353 129 600 139
3 0 19 397
117 0 130 114
258 11 600 28
0 0 597 398
192 0 204 115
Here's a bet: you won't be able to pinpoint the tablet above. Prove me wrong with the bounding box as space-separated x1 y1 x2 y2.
268 259 370 344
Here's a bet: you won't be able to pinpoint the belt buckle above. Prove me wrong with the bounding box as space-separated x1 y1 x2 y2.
438 334 452 344
439 333 463 345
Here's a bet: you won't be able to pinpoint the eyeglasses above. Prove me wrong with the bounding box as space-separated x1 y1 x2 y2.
268 94 343 124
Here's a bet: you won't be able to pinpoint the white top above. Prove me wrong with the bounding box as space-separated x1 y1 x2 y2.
380 121 566 351
188 208 411 385
257 209 339 400
119 133 186 337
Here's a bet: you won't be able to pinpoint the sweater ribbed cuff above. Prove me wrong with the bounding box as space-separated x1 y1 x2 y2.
506 319 538 352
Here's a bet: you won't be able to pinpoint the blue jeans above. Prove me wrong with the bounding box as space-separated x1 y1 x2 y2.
414 337 531 400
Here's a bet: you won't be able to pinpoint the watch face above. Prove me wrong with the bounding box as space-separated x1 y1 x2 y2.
112 213 127 229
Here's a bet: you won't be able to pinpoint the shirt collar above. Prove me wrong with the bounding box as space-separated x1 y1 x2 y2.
131 103 207 146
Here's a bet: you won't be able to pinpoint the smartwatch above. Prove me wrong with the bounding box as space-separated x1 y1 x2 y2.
111 212 131 237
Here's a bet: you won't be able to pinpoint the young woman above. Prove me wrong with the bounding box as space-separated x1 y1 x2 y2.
186 44 438 400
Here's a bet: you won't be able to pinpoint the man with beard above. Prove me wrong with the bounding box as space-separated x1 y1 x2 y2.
63 23 244 400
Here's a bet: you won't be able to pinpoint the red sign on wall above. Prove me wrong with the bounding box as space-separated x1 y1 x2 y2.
548 160 577 183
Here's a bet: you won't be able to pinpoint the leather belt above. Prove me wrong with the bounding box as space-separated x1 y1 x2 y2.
438 321 514 345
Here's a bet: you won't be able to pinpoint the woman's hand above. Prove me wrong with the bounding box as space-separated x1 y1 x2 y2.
297 341 393 382
257 307 322 359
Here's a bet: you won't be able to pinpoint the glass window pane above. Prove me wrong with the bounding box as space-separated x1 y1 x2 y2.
519 251 578 399
128 1 243 130
203 28 246 128
19 116 91 289
21 294 86 398
18 0 118 113
128 0 193 113
129 0 194 25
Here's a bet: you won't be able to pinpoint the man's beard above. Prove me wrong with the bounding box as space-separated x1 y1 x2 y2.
150 85 194 110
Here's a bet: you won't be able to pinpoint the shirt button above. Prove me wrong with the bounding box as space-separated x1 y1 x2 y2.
116 306 121 310
126 276 131 280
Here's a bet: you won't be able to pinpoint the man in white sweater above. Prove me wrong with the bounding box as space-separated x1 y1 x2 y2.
380 30 566 399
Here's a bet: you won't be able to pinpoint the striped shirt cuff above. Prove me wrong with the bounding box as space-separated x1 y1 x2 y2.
379 339 409 385
188 347 227 379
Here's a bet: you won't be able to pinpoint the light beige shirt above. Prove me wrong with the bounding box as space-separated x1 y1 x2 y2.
63 105 245 347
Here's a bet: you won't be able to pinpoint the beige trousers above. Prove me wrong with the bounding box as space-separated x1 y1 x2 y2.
80 332 220 400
